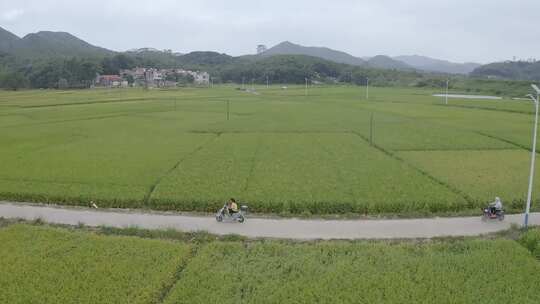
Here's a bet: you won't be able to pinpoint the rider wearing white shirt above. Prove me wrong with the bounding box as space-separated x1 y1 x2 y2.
489 197 503 214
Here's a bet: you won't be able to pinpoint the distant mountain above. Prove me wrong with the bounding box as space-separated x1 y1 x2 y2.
260 41 366 66
261 41 416 71
393 55 481 74
367 55 413 70
177 51 234 65
0 27 20 53
0 26 494 77
124 49 181 68
0 26 114 59
470 61 540 81
260 43 480 74
225 54 347 83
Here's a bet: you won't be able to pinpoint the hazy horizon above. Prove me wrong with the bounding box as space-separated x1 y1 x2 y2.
1 0 539 64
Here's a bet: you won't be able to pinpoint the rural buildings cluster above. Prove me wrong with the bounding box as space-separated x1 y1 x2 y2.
95 68 210 88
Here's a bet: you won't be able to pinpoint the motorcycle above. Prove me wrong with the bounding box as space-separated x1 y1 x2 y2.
481 207 505 221
216 204 248 223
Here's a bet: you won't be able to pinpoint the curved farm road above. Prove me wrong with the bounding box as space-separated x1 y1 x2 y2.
0 201 539 240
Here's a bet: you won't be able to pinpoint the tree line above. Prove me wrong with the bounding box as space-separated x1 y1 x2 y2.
0 53 407 90
0 55 127 90
0 51 531 97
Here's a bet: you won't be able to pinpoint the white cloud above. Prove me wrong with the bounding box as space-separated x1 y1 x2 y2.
1 8 24 22
0 0 539 63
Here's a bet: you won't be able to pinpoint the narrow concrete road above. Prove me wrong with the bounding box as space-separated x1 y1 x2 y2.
1 201 538 240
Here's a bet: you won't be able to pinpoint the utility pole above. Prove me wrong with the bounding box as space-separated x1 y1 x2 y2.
305 77 308 96
370 113 374 145
524 84 540 228
266 75 269 89
143 69 149 91
366 77 369 100
242 77 245 90
445 79 449 105
226 100 230 121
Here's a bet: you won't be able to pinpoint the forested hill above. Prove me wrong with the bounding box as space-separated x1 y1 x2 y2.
0 27 20 53
471 61 540 81
0 26 113 59
0 26 427 89
0 26 534 95
258 41 414 71
394 55 480 74
259 41 366 66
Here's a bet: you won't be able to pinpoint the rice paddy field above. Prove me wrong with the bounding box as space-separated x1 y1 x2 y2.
0 224 192 304
1 85 539 215
0 222 539 303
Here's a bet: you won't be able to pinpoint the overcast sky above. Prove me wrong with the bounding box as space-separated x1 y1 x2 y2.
1 0 538 64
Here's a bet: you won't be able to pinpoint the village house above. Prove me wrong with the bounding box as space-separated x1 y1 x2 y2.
95 75 128 88
101 68 211 88
192 71 210 84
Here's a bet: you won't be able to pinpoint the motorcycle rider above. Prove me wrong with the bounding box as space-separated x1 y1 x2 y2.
226 198 239 216
489 197 503 215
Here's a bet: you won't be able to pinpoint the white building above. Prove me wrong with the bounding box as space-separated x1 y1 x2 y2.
192 71 210 85
120 67 211 87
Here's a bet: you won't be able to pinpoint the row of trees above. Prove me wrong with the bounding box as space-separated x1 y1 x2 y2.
0 52 215 90
212 55 425 86
0 51 484 91
0 59 101 90
470 61 540 81
0 54 147 90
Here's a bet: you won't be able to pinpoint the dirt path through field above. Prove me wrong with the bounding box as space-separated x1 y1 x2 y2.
1 201 538 239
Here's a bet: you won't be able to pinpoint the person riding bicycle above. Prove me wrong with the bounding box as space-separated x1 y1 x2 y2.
226 198 239 216
489 197 503 215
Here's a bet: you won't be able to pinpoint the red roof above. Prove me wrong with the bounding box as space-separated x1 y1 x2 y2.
99 75 122 81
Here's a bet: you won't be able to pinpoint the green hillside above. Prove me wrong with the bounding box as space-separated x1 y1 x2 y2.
260 41 366 65
0 27 20 53
0 26 113 59
368 55 413 70
471 61 540 81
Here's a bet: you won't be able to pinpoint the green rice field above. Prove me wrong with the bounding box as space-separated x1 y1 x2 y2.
0 224 192 304
0 222 539 303
1 85 539 215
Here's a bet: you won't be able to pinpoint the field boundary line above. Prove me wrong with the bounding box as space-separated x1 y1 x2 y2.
18 97 149 109
357 103 530 153
393 147 521 152
186 130 349 134
475 131 540 155
4 133 91 154
2 107 193 129
363 98 534 116
433 103 533 115
143 134 221 205
0 112 35 119
0 113 133 129
155 245 200 304
0 176 146 188
349 131 474 204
